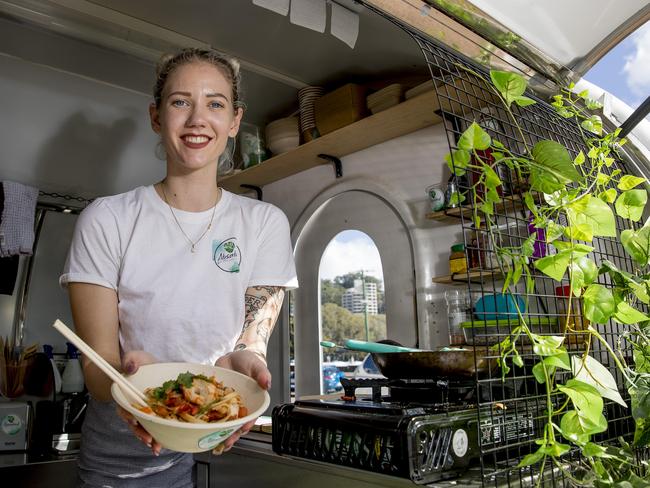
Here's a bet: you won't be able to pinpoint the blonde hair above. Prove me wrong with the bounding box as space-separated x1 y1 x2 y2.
153 47 244 112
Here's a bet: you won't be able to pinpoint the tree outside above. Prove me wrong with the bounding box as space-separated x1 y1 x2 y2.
320 273 387 362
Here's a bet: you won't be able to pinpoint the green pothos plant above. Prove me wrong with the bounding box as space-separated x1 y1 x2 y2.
444 68 650 487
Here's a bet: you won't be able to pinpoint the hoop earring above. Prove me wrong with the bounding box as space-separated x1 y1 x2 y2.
155 140 166 160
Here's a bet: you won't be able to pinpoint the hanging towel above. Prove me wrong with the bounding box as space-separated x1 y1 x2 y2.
0 180 39 257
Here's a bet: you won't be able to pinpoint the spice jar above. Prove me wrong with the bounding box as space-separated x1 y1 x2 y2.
449 243 468 274
555 285 589 349
445 289 468 346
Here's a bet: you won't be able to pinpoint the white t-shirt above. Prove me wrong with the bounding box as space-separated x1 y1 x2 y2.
60 185 298 365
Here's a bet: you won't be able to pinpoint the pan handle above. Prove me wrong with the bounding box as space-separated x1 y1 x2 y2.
344 339 420 353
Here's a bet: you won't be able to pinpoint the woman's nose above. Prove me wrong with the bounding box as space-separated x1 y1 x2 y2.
186 105 207 127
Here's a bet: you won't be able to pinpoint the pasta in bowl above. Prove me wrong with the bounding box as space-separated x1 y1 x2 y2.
111 362 270 453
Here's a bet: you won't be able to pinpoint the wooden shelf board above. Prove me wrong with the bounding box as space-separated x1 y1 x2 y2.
426 194 529 221
220 90 442 194
432 270 504 285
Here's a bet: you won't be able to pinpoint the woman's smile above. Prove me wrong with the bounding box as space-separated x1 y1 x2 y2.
181 134 213 149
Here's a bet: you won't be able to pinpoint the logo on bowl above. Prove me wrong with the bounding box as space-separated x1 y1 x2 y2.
198 428 235 449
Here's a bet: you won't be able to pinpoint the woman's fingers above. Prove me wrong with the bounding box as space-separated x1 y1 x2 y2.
115 406 161 455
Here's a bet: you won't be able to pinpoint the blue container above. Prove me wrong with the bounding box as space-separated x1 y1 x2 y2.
474 293 525 320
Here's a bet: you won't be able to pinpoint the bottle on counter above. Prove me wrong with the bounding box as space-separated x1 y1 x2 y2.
43 344 62 394
61 342 85 393
445 289 469 346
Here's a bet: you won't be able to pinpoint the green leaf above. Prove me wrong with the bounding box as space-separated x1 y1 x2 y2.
614 301 650 325
569 195 617 238
581 115 603 135
545 352 571 370
569 255 599 291
558 379 603 416
564 222 594 242
458 122 491 151
530 140 583 194
574 151 585 165
582 442 612 458
559 410 591 444
615 189 647 222
518 446 546 467
583 284 616 324
514 95 536 107
571 355 627 407
534 250 571 281
546 221 565 243
621 226 650 266
532 361 547 383
533 335 565 356
445 149 471 176
490 70 528 107
483 162 502 188
618 175 647 190
599 188 617 203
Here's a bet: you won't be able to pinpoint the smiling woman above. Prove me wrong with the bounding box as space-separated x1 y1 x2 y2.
58 47 298 487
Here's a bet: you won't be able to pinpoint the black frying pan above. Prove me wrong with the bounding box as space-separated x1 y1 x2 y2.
370 349 496 379
339 339 496 379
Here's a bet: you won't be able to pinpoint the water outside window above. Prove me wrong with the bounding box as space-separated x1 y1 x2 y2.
318 230 386 381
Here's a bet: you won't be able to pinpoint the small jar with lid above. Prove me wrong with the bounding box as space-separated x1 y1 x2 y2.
449 243 468 275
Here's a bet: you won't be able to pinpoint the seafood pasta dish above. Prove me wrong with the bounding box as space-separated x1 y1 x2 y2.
138 372 248 423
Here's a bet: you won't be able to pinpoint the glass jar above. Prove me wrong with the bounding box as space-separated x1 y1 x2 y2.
445 289 469 346
555 285 589 349
449 243 468 274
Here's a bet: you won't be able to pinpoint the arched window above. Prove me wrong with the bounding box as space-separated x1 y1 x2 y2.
319 230 386 379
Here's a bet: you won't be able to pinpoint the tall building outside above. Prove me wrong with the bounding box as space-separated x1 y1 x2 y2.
341 279 378 315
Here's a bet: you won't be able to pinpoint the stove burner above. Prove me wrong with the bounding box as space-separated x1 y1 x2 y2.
340 377 477 406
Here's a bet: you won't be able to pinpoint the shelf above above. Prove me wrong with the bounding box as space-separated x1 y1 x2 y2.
426 193 532 222
220 89 442 194
432 270 504 285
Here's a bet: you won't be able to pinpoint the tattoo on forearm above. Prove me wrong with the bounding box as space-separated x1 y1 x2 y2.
234 286 285 360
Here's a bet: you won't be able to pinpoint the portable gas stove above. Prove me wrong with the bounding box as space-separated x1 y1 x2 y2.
272 378 538 485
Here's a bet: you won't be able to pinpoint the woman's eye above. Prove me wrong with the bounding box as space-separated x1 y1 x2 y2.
209 101 225 109
171 99 189 107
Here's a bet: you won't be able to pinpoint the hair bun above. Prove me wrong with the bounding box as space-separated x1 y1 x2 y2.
156 53 175 76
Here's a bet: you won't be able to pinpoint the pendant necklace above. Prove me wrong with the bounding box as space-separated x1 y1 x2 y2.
160 183 219 254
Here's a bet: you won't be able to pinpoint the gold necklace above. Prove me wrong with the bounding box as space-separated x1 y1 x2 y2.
160 183 219 254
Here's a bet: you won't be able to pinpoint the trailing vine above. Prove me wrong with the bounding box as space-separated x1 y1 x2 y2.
444 68 650 486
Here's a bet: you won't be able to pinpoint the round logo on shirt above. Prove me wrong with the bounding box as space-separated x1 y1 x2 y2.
213 238 241 273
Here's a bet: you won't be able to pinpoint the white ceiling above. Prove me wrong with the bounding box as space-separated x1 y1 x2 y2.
468 0 649 66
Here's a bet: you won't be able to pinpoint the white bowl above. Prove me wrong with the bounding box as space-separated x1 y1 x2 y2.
268 135 300 155
111 362 270 453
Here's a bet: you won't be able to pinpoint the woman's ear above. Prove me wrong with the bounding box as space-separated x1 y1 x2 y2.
228 107 244 138
149 103 161 134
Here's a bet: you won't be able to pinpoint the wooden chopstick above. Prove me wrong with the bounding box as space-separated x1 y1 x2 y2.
52 319 148 407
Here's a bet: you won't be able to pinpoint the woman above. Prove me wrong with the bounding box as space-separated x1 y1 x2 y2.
60 48 298 487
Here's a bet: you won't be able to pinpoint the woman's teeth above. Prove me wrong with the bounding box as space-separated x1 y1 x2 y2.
184 136 209 143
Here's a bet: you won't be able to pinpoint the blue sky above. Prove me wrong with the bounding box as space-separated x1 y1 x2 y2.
584 21 649 110
319 22 650 284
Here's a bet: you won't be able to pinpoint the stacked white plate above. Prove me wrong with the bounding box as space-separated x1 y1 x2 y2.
265 116 299 155
298 86 324 135
366 83 403 114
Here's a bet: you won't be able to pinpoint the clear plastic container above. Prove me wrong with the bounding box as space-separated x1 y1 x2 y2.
238 122 268 169
445 289 468 346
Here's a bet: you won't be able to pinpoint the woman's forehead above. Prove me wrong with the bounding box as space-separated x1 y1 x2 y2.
164 61 232 96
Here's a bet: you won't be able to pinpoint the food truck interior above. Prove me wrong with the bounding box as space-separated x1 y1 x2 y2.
1 0 650 487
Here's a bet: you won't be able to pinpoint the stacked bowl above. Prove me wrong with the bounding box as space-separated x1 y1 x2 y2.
298 86 324 142
265 116 299 156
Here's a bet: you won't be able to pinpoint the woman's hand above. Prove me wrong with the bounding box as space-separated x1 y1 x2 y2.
115 350 162 456
213 350 271 454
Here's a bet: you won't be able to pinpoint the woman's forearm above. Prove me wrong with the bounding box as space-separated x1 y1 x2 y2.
233 285 285 362
68 282 121 402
